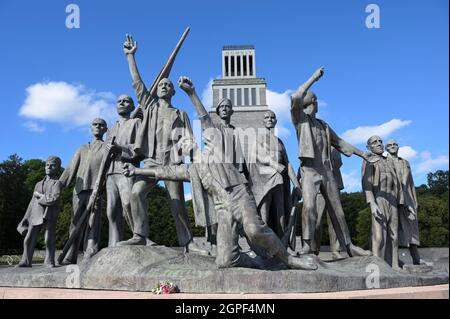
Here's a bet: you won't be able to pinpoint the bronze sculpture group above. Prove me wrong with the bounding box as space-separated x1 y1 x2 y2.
16 30 423 271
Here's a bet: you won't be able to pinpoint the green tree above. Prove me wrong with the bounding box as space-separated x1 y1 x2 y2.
417 193 449 247
340 192 367 241
355 207 371 249
427 170 449 197
0 155 31 254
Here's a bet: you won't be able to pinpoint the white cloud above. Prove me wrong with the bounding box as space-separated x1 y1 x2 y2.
184 193 192 201
266 88 293 122
274 126 291 138
398 146 418 160
200 78 215 108
318 99 328 108
341 170 361 192
19 81 116 128
266 88 296 138
23 121 46 133
414 152 449 174
341 119 412 145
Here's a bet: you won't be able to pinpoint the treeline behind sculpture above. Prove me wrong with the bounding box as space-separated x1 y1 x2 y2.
0 153 447 254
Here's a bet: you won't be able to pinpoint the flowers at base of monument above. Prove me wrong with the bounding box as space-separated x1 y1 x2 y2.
151 281 180 294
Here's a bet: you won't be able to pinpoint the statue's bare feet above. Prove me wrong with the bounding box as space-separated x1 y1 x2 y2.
347 244 372 257
287 255 318 270
117 235 146 246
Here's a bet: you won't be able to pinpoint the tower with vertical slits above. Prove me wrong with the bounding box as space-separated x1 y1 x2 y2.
209 45 269 130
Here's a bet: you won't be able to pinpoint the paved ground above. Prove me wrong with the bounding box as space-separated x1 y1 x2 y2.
0 284 447 299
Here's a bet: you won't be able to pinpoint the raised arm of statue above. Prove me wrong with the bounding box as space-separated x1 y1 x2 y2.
124 34 150 107
124 34 142 83
178 76 213 129
291 67 324 108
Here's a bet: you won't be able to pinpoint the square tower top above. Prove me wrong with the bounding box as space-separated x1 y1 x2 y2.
222 45 256 78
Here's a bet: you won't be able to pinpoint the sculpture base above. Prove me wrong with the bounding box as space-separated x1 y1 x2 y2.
0 246 448 293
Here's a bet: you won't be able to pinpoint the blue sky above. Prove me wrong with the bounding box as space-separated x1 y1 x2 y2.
0 0 448 193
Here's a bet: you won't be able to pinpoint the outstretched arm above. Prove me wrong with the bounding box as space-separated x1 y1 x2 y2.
329 126 371 162
123 163 190 182
178 76 213 129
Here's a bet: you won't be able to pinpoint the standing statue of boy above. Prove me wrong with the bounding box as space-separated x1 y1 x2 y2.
59 118 108 264
291 67 370 257
362 136 403 269
17 156 63 267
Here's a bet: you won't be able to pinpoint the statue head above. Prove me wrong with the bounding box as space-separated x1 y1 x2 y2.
156 78 175 100
263 110 277 129
385 139 399 156
90 118 108 139
216 98 234 121
367 135 384 155
116 95 135 116
45 156 61 177
303 91 318 116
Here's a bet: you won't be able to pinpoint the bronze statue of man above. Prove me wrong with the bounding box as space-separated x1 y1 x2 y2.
118 35 204 254
362 136 402 269
248 110 301 238
291 67 370 257
385 139 421 265
59 118 108 264
177 76 247 254
104 95 141 246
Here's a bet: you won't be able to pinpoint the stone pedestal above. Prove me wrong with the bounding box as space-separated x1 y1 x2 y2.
0 246 448 293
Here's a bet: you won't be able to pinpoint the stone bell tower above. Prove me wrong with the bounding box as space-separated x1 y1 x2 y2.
209 45 269 130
